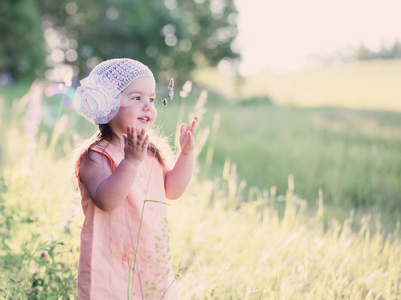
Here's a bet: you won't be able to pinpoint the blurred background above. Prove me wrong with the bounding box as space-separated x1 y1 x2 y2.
2 0 401 84
1 0 239 84
1 0 401 226
1 0 401 298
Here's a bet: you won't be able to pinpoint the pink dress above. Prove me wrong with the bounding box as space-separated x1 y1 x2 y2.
76 141 178 299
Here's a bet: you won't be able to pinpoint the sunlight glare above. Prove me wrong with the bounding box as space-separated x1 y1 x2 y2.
234 0 401 75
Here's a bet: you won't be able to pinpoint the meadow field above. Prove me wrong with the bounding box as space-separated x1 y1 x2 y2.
194 59 401 112
1 60 401 299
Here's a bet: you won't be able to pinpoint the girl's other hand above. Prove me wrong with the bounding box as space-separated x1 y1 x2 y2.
122 125 149 164
179 116 199 155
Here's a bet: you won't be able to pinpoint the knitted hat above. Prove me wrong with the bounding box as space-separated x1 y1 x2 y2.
74 58 154 124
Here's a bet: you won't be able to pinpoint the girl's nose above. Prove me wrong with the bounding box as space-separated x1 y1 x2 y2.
143 102 151 111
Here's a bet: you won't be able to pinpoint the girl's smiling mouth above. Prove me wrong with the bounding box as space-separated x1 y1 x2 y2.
138 116 150 123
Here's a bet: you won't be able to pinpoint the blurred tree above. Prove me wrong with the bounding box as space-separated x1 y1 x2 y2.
389 41 401 59
355 41 401 61
36 0 240 83
354 44 375 60
0 0 45 81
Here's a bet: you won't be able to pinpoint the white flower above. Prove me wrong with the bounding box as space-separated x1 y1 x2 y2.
75 80 120 124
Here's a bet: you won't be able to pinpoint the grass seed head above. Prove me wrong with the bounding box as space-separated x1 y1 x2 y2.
168 78 174 101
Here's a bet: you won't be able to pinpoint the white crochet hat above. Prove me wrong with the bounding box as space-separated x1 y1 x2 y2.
74 58 154 125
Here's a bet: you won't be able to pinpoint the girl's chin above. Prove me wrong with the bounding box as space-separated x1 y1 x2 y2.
133 121 153 134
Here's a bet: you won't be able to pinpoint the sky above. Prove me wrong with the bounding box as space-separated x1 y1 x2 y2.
234 0 401 75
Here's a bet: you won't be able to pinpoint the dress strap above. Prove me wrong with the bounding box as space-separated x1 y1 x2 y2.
76 141 124 183
90 142 121 173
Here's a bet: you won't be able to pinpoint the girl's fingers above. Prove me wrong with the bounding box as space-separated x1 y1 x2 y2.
137 130 149 150
133 129 149 150
132 126 137 139
142 135 150 149
126 125 132 141
191 118 198 134
180 123 187 135
187 116 198 133
187 130 193 142
137 133 143 144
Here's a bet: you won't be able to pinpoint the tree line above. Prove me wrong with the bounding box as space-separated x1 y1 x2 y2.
0 0 239 83
354 41 401 60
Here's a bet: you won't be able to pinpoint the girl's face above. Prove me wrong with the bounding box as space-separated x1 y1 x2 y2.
109 76 157 137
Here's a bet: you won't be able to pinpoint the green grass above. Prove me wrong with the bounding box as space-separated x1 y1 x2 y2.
1 76 401 298
169 176 401 299
193 59 401 112
156 92 401 225
0 95 80 299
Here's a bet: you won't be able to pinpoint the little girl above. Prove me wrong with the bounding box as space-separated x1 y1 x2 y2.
73 58 198 299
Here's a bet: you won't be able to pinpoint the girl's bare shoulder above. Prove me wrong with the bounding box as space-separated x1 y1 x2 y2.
79 146 113 185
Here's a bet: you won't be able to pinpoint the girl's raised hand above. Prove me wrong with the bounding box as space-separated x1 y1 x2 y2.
179 116 199 155
122 125 149 164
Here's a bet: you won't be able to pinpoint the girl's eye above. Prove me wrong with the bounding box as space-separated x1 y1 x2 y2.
149 98 155 103
133 96 141 101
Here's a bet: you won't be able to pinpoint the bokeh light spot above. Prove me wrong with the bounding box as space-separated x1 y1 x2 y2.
51 49 65 63
65 2 78 15
165 0 177 10
146 46 158 58
106 7 119 20
162 24 176 36
179 40 192 52
165 35 177 47
66 49 78 62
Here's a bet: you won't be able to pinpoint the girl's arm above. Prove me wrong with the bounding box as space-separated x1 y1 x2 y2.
79 126 149 212
165 116 198 199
